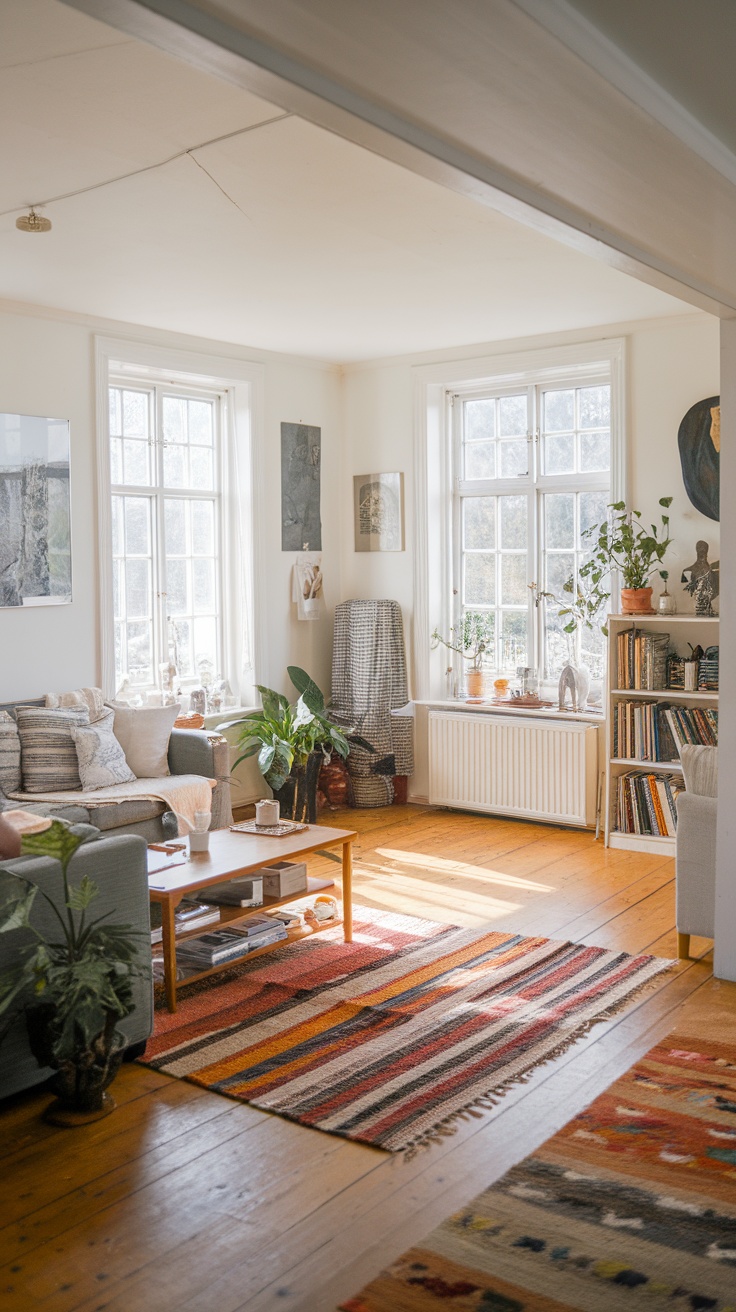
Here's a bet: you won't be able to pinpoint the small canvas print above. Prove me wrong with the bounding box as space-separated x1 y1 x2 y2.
281 422 322 551
354 471 404 552
0 413 71 607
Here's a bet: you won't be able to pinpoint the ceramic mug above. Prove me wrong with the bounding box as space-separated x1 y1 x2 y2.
255 799 280 826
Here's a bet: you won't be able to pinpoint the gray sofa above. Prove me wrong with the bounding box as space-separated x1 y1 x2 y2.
675 744 718 958
1 698 232 842
0 826 153 1101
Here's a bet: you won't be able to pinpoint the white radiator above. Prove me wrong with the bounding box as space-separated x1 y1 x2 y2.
428 711 599 827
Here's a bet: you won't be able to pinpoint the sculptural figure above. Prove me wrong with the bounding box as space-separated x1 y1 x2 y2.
681 541 720 616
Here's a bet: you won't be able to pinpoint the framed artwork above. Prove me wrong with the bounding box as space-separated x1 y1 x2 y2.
678 395 719 521
0 413 72 607
353 471 405 552
281 422 322 551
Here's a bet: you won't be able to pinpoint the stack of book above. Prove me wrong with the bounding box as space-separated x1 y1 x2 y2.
616 628 669 690
698 645 719 691
194 876 263 907
615 770 683 837
175 917 288 972
151 901 220 946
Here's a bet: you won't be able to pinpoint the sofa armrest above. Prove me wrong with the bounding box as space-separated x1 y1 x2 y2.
675 791 717 939
167 729 232 830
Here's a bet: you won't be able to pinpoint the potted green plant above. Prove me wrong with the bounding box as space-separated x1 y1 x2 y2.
0 819 145 1125
432 612 494 698
579 498 673 615
221 666 373 823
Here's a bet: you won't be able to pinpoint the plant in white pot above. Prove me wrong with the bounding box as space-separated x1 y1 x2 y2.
432 612 494 698
579 498 673 615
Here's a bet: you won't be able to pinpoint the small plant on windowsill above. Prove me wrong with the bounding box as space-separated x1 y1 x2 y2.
431 612 494 698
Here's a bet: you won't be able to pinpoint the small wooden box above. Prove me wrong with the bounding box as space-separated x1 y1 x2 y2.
261 861 308 899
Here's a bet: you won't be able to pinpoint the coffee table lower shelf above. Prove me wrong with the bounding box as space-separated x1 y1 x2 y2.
154 912 341 995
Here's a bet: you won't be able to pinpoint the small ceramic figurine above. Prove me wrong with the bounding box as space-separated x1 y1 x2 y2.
681 541 720 616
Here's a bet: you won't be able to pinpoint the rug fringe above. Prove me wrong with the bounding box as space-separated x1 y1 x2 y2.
398 960 674 1160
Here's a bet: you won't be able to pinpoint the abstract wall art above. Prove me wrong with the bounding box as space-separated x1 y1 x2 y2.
678 395 720 521
0 413 71 607
353 471 405 552
281 422 322 551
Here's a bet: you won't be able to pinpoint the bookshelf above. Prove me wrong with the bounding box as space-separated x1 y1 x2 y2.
605 613 719 855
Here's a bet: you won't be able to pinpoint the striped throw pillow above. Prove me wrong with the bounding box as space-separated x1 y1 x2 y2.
0 712 21 794
16 706 90 793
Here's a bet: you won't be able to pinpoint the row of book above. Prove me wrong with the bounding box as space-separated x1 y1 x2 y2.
616 628 668 690
616 627 719 693
614 770 683 837
613 701 718 761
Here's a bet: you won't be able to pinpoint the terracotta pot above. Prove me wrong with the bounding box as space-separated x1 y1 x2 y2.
466 668 485 698
620 586 655 615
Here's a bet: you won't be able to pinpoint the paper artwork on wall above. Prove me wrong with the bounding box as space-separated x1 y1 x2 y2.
0 413 72 607
292 552 326 621
281 422 322 551
353 471 405 552
678 395 720 521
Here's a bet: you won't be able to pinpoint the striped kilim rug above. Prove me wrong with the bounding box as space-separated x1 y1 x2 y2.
142 910 671 1153
342 1031 736 1311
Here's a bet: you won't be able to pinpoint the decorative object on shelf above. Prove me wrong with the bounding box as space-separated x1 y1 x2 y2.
0 818 145 1123
0 413 72 608
657 569 677 614
292 552 325 621
684 644 703 691
188 687 206 716
353 471 404 552
558 662 590 712
333 600 413 806
432 612 493 701
492 677 509 698
678 394 719 521
281 421 321 551
578 498 673 616
495 692 554 709
221 666 374 823
681 540 719 616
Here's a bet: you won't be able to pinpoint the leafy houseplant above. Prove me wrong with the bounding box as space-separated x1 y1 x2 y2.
221 667 373 823
579 499 673 615
432 612 494 696
0 820 144 1123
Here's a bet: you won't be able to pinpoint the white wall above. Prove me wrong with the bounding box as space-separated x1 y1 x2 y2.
340 313 721 797
0 301 341 705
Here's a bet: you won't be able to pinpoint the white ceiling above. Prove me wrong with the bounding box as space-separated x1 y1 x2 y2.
0 0 696 363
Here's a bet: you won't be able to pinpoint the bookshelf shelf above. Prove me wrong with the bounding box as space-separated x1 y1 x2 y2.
605 614 719 853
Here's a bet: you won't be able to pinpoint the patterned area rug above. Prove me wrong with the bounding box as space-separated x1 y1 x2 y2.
142 910 671 1153
341 1033 736 1311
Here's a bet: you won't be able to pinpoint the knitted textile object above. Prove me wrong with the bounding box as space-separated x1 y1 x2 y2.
331 600 413 806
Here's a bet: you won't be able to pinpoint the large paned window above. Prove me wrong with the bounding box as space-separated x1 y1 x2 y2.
454 372 611 679
109 381 223 692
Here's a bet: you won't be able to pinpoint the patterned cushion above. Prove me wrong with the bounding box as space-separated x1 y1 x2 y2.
70 709 136 790
45 687 106 723
0 712 21 794
16 706 90 793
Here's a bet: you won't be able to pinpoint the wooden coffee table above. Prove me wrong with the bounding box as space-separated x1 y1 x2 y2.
148 823 356 1012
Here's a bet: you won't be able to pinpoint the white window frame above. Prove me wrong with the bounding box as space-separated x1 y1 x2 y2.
414 339 625 702
95 337 266 705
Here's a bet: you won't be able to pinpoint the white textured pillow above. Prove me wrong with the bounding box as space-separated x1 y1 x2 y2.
680 744 718 798
16 706 90 793
109 702 181 778
45 687 106 723
0 712 21 794
70 709 136 790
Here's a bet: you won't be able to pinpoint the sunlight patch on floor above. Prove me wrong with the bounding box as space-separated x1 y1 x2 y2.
372 848 554 893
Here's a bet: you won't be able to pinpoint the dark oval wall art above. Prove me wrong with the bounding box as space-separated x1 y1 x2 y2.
678 395 720 521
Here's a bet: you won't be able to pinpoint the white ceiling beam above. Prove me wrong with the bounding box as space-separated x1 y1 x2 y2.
61 0 736 316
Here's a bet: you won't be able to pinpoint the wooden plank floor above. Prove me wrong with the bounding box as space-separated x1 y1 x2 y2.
1 804 732 1312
